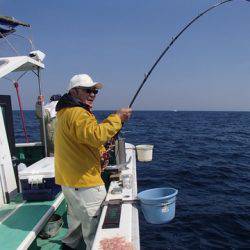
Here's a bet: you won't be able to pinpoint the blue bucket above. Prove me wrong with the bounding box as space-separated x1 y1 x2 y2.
138 187 178 224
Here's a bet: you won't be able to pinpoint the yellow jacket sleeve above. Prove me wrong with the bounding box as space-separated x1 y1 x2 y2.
99 145 107 155
69 107 122 148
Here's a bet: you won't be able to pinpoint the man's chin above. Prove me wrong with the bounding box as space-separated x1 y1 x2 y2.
86 101 93 108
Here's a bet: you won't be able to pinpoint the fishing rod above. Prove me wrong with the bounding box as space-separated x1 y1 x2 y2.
112 0 249 147
128 0 250 108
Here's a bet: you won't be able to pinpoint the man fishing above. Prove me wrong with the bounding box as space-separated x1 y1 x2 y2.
54 73 132 250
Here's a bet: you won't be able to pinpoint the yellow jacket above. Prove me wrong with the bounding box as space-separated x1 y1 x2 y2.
55 107 122 187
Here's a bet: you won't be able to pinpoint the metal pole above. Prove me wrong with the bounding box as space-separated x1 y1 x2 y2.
0 163 9 203
14 82 29 143
37 68 48 157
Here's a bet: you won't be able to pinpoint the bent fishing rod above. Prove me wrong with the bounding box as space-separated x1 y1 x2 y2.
128 0 250 108
112 0 249 142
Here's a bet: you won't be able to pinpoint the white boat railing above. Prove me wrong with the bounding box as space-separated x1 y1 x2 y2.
92 143 140 250
15 142 42 147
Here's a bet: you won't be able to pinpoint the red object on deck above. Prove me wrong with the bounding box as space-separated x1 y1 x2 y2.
14 81 29 143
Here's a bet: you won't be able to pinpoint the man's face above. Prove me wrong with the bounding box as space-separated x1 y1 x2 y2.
73 87 98 108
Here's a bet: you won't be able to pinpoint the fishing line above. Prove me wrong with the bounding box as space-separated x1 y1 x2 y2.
113 0 249 152
128 0 250 108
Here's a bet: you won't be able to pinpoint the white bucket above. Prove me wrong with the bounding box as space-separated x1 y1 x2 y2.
136 145 154 162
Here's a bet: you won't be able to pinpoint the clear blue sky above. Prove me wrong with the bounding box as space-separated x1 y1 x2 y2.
0 0 250 111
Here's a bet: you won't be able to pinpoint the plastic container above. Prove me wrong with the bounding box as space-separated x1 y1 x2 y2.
136 145 154 162
121 174 133 189
17 163 27 192
138 187 178 224
18 157 61 201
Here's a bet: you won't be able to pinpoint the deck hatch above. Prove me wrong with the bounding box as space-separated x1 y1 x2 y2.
102 199 122 229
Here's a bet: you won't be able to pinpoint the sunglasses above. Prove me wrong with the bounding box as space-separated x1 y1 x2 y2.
79 88 99 95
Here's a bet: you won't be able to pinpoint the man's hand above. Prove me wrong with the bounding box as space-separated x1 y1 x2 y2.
116 108 132 122
37 95 44 104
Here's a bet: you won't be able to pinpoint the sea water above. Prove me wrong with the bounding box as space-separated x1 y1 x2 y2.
14 111 250 249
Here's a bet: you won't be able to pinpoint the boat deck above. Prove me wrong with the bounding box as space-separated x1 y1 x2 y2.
29 204 86 250
0 143 139 250
0 193 64 250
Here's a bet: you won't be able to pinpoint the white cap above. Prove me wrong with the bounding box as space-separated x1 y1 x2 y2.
68 74 103 91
